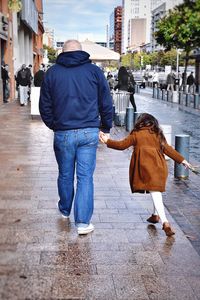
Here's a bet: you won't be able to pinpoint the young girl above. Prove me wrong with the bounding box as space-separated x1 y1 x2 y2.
100 113 192 237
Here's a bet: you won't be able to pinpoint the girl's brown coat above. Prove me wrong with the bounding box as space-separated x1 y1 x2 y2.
107 128 184 193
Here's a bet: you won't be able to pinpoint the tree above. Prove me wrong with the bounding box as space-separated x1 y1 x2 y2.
155 0 200 85
43 45 57 63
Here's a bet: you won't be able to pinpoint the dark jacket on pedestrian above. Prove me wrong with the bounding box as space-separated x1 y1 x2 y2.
39 50 113 133
34 70 45 87
187 74 195 85
114 67 135 93
107 128 184 193
1 66 9 83
16 68 31 86
166 72 175 85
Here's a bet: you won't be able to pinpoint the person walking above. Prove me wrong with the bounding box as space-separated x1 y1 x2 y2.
16 64 31 106
152 70 159 88
114 66 136 112
34 64 45 87
1 63 9 103
166 70 175 91
39 39 113 235
100 113 192 237
187 72 195 94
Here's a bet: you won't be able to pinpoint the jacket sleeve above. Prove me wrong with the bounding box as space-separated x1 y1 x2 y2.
97 70 113 133
39 72 54 130
163 143 184 163
107 133 136 150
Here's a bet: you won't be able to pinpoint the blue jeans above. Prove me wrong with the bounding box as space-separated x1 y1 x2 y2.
54 128 99 225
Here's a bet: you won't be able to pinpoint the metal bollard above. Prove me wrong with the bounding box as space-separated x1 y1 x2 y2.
172 91 178 103
167 90 171 102
153 88 156 98
194 94 199 109
126 107 134 132
185 93 190 106
174 134 190 179
161 89 165 101
134 112 143 125
157 88 161 99
112 105 115 121
179 91 183 104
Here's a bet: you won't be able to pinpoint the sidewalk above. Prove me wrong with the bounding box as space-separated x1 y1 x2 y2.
0 101 200 299
134 88 200 255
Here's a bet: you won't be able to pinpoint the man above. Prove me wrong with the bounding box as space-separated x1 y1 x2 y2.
16 64 31 106
39 40 113 235
152 70 159 88
187 71 195 94
34 64 45 87
1 64 9 103
166 70 175 91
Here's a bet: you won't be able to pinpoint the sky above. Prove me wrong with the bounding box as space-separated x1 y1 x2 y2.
43 0 122 43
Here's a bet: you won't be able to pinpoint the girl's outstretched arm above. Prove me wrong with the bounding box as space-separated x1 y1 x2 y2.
103 133 136 150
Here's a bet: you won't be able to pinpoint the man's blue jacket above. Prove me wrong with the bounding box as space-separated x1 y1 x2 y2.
39 50 113 133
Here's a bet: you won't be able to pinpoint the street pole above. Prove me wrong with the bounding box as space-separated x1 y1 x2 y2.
176 49 179 75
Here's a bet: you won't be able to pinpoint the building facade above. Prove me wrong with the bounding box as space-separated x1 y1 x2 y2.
0 0 14 103
151 0 183 52
128 18 146 51
114 6 122 54
122 0 151 54
109 6 122 54
0 0 44 103
43 28 55 48
34 0 45 73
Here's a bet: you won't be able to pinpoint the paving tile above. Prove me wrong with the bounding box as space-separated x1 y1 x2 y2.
99 213 142 223
113 275 149 300
1 268 54 300
97 264 154 276
51 275 117 299
142 275 199 300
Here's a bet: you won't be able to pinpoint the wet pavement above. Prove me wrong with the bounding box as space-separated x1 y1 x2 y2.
134 88 200 256
0 98 200 299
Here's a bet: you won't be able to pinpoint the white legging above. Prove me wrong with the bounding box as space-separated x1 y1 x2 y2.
149 191 168 224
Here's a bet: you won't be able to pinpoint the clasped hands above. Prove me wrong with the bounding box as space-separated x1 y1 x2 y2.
99 131 109 144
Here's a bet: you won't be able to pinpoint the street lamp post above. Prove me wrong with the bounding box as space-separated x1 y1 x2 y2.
176 49 182 91
176 49 180 75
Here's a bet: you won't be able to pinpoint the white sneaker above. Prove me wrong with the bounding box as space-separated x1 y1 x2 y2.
57 202 69 219
77 223 94 235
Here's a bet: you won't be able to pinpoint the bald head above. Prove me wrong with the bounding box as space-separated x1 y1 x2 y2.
63 40 82 52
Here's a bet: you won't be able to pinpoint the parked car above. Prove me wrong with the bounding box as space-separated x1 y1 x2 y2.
133 72 146 88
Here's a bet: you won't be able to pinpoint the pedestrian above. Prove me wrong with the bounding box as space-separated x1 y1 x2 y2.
179 72 186 91
176 71 182 91
1 63 10 103
99 113 192 237
166 70 176 91
27 64 33 101
39 39 113 235
34 64 45 87
187 71 195 94
16 64 32 106
152 70 159 88
107 73 115 90
114 66 137 112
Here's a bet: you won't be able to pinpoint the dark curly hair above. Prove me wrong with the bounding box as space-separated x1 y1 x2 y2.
131 113 167 149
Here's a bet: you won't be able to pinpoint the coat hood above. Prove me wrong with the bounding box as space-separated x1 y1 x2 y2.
56 50 91 67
